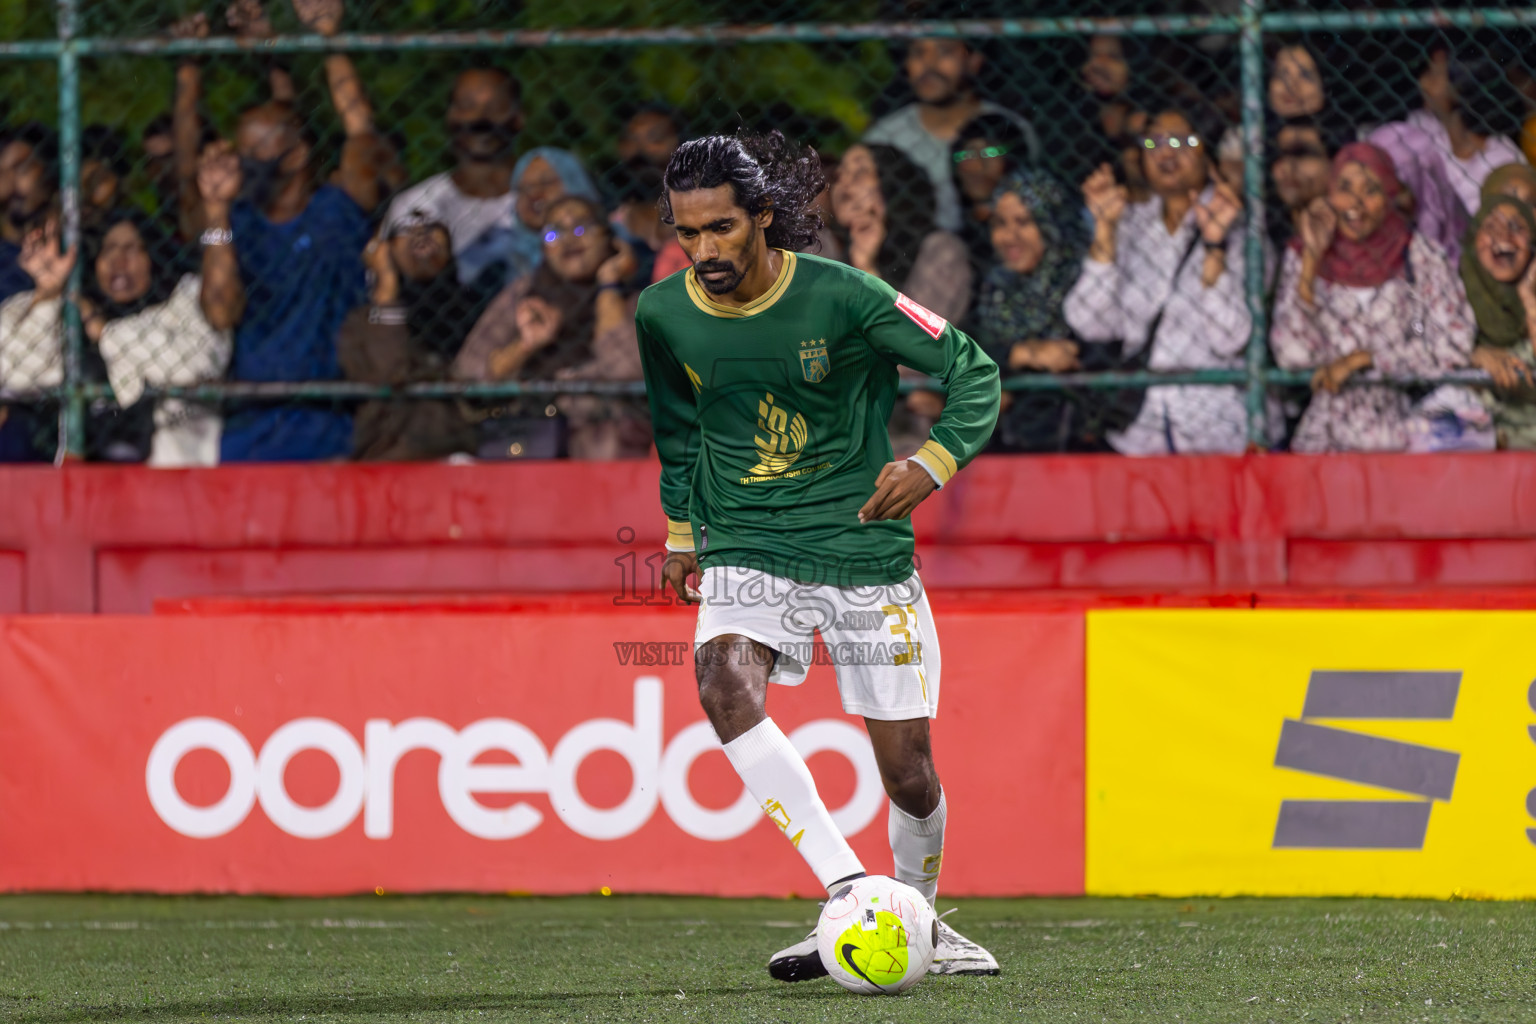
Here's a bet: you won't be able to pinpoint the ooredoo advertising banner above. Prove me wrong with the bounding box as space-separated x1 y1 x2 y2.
0 604 1083 896
1087 609 1536 898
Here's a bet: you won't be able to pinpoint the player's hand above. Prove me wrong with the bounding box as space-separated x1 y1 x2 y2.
858 460 938 524
661 550 702 604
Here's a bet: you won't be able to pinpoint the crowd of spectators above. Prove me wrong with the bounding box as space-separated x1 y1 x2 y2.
3 2 1536 464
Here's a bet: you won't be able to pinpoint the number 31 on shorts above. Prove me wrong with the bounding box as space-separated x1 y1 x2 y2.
881 603 920 666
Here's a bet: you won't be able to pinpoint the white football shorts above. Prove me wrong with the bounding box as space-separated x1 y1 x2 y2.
692 565 941 721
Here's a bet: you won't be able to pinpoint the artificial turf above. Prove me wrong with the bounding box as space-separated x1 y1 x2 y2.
0 894 1533 1022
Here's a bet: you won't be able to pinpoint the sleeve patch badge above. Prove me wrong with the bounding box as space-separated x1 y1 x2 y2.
895 293 948 339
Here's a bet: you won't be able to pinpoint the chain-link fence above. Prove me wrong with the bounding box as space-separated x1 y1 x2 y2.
1 1 1534 463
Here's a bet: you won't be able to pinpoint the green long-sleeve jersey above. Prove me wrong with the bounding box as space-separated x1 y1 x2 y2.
636 250 1001 587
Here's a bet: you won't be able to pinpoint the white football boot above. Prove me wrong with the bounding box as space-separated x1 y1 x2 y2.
767 928 827 982
928 911 1000 975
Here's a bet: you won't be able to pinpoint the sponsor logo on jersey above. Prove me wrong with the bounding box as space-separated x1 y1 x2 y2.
747 392 808 479
895 293 948 339
799 339 830 383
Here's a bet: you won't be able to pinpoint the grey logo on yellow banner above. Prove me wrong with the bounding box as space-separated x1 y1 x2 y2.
1273 671 1461 850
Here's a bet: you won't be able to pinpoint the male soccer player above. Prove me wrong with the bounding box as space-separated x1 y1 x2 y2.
636 132 1001 980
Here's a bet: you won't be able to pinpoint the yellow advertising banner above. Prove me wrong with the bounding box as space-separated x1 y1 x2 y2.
1086 610 1536 898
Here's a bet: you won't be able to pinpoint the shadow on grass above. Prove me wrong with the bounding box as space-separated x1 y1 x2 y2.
6 984 851 1022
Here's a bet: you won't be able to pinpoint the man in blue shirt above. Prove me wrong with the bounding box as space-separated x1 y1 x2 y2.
198 0 393 462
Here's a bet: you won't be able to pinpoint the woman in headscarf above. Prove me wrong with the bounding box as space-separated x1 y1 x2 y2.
1462 184 1536 448
969 169 1098 452
1482 163 1536 207
0 209 231 465
339 213 496 460
454 147 602 289
453 194 650 460
1271 142 1486 452
831 142 972 456
949 113 1036 278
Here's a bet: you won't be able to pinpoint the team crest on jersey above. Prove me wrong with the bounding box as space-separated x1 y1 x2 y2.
798 340 830 383
895 292 948 339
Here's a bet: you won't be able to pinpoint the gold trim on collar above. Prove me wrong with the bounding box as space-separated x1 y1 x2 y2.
684 250 797 318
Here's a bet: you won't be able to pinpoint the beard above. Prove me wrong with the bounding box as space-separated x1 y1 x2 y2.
694 258 744 294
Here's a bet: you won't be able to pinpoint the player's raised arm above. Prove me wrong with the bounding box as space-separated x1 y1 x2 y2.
856 275 1000 516
636 299 703 601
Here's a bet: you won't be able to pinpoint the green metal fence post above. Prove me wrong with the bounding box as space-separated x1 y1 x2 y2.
1240 0 1268 448
56 0 85 460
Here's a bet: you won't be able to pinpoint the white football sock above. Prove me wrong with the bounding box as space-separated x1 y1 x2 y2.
721 718 865 890
889 788 946 907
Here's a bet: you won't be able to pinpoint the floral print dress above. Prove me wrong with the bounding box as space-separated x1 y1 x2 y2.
1270 232 1480 452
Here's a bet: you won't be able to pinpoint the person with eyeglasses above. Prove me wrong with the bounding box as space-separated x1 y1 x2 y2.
1063 108 1264 456
452 147 603 291
454 195 651 460
949 112 1036 279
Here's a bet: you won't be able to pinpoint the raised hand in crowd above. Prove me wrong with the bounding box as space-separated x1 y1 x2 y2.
1193 168 1241 287
196 141 245 330
507 295 563 355
1083 163 1127 263
363 233 401 306
18 216 75 302
226 0 274 37
168 11 211 40
197 141 241 211
595 238 638 289
1296 195 1336 305
291 0 344 36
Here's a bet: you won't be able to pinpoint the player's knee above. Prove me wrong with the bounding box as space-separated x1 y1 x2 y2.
879 757 939 811
694 638 766 718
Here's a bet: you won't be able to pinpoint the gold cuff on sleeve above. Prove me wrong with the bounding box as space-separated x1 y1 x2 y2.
911 439 958 487
665 518 695 552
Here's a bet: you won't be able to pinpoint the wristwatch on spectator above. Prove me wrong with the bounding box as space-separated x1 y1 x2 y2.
200 227 234 247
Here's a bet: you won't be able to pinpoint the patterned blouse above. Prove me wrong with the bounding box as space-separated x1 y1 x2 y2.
1270 232 1477 452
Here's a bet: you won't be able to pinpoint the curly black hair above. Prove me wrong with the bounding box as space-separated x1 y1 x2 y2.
659 130 825 252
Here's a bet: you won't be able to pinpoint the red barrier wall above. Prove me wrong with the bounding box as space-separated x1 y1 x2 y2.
4 453 1536 614
0 606 1083 897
